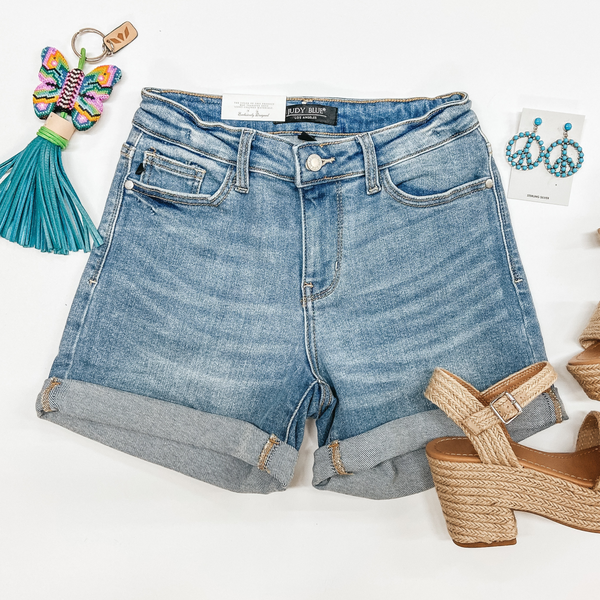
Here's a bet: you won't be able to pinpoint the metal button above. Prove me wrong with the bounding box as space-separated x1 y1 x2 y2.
306 154 323 172
485 179 493 188
124 180 134 190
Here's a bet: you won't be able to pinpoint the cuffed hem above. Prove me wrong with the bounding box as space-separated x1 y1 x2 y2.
312 387 566 499
36 377 298 494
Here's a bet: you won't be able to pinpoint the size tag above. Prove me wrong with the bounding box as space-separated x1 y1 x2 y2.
283 104 338 126
103 21 138 54
507 108 585 206
221 94 286 122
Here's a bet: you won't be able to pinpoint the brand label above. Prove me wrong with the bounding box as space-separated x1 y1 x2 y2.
282 104 338 126
221 94 287 122
103 22 138 54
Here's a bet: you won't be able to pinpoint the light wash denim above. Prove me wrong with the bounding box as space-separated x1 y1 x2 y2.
36 89 565 497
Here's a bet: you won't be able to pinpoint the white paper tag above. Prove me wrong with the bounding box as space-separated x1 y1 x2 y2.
507 108 585 206
221 94 287 122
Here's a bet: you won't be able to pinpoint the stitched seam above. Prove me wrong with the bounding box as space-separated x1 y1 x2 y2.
432 450 596 482
358 134 372 187
140 88 470 147
517 458 596 482
89 130 141 285
383 172 488 208
257 434 280 472
311 309 325 388
516 446 600 459
285 381 319 444
302 182 344 304
485 131 541 364
328 441 352 475
131 167 234 206
486 129 524 286
132 121 236 166
436 446 600 460
358 133 380 192
547 387 563 423
368 135 380 191
378 122 480 170
299 187 327 399
316 384 330 417
433 439 599 482
383 169 489 203
309 306 332 418
40 377 61 413
66 131 143 378
134 109 477 187
236 129 255 191
578 416 600 449
144 152 206 179
326 384 333 410
482 364 544 399
300 122 475 149
146 154 206 178
144 87 466 104
300 170 365 187
250 167 294 181
132 121 295 182
131 189 217 205
64 132 140 376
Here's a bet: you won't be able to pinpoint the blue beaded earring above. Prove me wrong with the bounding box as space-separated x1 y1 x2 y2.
543 123 584 177
506 117 545 170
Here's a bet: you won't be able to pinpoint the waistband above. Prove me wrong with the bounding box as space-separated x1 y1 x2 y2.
132 88 480 190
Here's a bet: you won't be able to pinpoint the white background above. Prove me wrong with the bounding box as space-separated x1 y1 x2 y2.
1 2 599 598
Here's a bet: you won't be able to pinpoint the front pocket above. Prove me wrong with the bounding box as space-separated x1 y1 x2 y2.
126 134 236 206
130 165 235 206
141 151 206 194
383 127 492 207
382 169 491 207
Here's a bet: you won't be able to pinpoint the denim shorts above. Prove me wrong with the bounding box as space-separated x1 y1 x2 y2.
36 89 565 498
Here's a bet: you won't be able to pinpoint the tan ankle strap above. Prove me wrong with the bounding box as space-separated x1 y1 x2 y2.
580 302 600 349
576 411 600 492
577 411 600 452
425 362 557 467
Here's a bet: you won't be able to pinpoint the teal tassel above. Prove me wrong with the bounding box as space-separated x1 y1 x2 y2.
0 126 103 254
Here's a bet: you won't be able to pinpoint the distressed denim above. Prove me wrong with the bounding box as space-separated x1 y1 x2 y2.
36 89 565 498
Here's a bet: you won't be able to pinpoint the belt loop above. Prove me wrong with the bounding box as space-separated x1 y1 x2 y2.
357 132 381 195
235 128 256 194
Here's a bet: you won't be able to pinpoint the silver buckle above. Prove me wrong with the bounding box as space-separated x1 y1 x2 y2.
490 392 522 425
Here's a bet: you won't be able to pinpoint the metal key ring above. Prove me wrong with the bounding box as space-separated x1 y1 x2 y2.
71 28 113 64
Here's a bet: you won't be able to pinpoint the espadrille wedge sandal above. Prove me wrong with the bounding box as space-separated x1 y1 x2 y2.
567 302 600 401
424 361 600 547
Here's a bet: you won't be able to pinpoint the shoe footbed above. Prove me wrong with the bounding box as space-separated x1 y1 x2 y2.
426 437 600 489
569 341 600 366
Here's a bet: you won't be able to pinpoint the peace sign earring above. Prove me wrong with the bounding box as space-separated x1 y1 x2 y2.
544 123 584 177
506 117 545 170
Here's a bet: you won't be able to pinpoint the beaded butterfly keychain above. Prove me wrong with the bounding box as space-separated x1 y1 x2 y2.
0 23 137 254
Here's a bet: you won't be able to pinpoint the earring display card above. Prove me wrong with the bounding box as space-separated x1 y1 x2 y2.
506 108 585 206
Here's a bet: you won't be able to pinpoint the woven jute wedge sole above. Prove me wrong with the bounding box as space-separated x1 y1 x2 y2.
568 343 600 401
424 362 600 547
427 448 600 547
568 302 600 401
